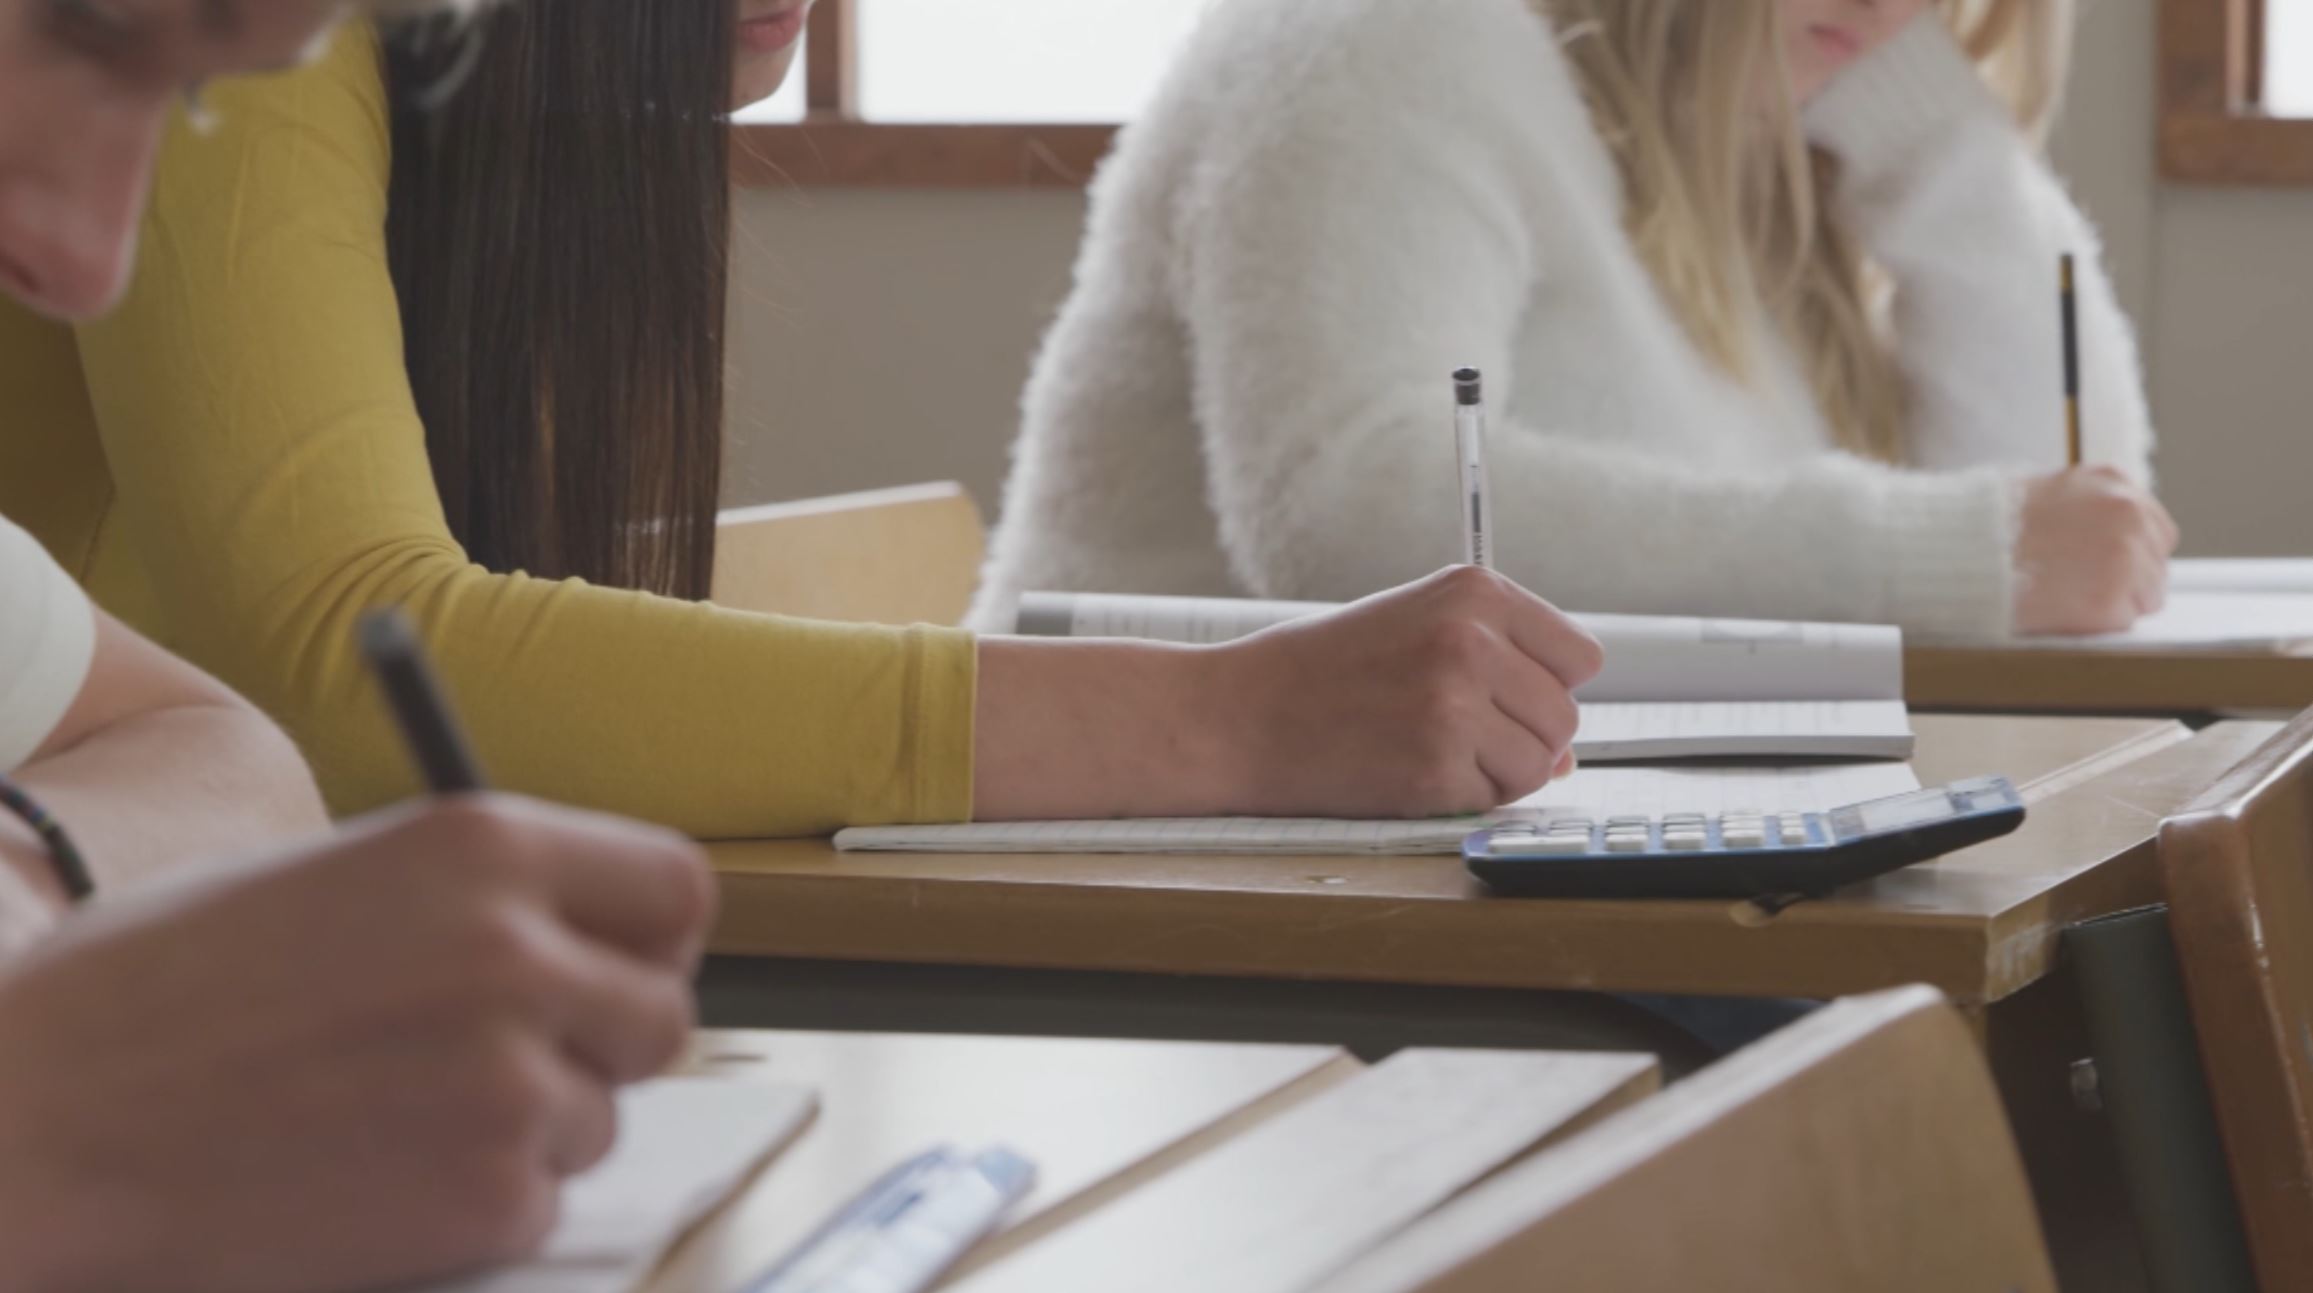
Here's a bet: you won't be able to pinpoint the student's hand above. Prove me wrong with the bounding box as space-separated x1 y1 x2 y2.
0 795 713 1293
2012 466 2180 636
1212 566 1604 817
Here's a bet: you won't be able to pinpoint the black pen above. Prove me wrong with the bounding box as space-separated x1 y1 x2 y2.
359 609 487 794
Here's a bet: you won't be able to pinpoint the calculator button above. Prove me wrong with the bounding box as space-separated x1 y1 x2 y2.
1550 820 1593 833
1605 816 1651 829
1604 834 1650 853
1661 830 1708 851
1661 814 1708 828
1527 836 1592 855
1721 827 1767 849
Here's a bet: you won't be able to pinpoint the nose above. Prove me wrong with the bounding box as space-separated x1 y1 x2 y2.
0 114 157 321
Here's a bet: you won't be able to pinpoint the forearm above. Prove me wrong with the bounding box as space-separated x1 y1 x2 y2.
12 704 325 893
971 637 1246 821
1806 15 2155 477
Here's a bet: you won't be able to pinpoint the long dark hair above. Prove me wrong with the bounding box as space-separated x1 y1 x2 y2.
382 0 732 600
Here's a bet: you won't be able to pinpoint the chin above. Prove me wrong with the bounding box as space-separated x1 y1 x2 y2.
733 53 800 110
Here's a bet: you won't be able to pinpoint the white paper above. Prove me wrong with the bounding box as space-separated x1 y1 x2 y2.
1983 591 2313 651
2169 558 2313 596
1014 593 1906 706
1572 614 1902 703
832 762 1922 857
1575 700 1914 761
410 1079 815 1293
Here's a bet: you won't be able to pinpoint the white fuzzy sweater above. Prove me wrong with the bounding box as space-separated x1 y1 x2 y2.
971 0 2155 637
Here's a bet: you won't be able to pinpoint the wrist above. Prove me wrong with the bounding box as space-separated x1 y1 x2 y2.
1165 642 1271 818
1804 13 2009 168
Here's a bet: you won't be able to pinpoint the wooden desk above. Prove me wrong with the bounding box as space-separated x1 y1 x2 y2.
648 1032 1656 1292
707 714 2250 1008
1908 644 2313 714
701 715 2270 1293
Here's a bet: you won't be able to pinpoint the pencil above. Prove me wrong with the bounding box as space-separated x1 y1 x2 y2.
359 609 488 794
2060 253 2083 466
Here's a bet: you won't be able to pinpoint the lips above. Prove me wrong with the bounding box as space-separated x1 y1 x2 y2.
738 3 809 55
1809 23 1862 61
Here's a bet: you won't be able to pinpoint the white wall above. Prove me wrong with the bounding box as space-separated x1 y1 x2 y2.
728 0 2313 555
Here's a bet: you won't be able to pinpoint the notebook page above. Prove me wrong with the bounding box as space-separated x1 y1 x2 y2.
1573 615 1902 702
831 763 1922 857
410 1079 815 1293
1575 700 1914 762
1013 593 1904 702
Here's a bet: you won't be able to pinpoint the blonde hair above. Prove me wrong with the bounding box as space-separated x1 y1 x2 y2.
1543 0 2069 462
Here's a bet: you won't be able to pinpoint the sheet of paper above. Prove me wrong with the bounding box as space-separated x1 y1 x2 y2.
832 762 1922 857
2169 558 2313 596
409 1079 816 1293
1981 591 2313 651
1572 614 1902 703
1015 593 1905 703
1574 700 1913 762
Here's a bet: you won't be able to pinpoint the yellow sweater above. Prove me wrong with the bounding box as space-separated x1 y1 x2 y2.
0 29 975 838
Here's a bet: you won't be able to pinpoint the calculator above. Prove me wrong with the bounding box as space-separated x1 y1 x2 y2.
1464 775 2026 900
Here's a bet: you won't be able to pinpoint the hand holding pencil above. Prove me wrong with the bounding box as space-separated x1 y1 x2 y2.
2008 252 2178 636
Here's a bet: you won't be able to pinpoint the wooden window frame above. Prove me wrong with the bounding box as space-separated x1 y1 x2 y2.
2161 0 2313 186
731 0 1116 188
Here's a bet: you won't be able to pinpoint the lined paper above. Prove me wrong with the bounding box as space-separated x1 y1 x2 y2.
833 763 1922 857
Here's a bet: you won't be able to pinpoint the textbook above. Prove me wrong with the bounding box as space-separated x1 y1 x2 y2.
835 761 1922 857
1007 591 1914 763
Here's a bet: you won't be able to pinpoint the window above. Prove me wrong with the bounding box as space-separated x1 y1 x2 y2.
2160 0 2313 185
2270 0 2313 116
731 0 1218 186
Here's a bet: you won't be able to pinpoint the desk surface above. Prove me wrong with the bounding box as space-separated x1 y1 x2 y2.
710 715 2272 1008
650 1031 1656 1292
1908 644 2313 714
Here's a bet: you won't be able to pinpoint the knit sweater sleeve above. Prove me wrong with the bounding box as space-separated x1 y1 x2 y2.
68 29 976 835
1176 0 2018 635
1804 14 2156 481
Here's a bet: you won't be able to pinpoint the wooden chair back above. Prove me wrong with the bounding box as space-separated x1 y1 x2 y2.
711 482 986 626
1321 986 2056 1293
2159 706 2313 1291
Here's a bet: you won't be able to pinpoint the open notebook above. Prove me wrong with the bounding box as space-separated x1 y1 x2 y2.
834 761 1921 857
1009 592 1913 762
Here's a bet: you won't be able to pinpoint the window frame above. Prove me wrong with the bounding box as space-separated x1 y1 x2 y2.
730 0 1118 188
739 0 2313 190
2160 0 2313 186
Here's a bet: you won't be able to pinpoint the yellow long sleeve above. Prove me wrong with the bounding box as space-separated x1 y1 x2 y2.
0 29 975 838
